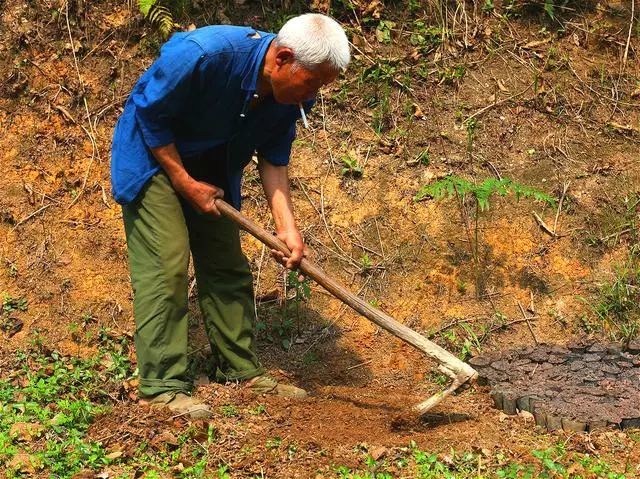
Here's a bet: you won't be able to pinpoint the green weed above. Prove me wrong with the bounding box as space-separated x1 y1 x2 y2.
581 246 640 346
0 349 128 477
220 404 239 418
439 65 466 84
341 153 364 178
331 441 625 478
410 21 442 53
1 293 27 315
375 20 396 44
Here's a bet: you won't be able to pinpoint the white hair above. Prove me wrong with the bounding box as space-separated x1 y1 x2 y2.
275 14 351 72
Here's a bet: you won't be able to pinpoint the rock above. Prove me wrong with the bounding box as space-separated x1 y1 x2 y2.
502 392 518 415
491 390 503 410
569 360 585 371
562 417 586 433
546 414 562 431
470 341 640 432
583 353 602 362
468 356 493 367
626 340 640 354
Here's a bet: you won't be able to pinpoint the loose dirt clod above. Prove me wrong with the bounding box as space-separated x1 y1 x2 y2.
470 339 640 432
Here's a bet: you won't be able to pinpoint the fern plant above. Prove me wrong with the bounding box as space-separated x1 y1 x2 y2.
416 175 556 296
139 0 176 38
416 176 556 210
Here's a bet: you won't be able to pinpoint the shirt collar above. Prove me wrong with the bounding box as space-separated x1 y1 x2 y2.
240 30 276 92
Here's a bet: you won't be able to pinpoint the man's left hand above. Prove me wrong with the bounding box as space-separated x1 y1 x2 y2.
273 227 307 270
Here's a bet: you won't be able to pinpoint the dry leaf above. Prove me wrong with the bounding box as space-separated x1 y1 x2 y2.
72 470 96 479
105 451 123 460
9 422 44 441
370 446 388 460
8 453 41 474
351 34 365 48
310 0 331 13
631 87 640 98
151 430 179 448
522 38 552 50
497 79 509 92
572 33 580 46
408 48 422 62
363 0 384 19
413 103 426 120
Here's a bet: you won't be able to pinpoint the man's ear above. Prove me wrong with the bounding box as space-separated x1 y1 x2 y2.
274 47 295 67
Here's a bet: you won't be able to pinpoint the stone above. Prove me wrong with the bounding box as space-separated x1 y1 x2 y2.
562 417 586 432
470 341 640 433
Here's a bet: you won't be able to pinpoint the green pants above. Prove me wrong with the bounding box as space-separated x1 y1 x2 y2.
122 171 264 398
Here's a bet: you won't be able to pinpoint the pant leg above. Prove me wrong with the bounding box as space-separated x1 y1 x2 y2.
122 172 192 397
184 209 265 382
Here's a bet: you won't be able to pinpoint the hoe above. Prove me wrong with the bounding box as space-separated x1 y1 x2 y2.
216 199 478 414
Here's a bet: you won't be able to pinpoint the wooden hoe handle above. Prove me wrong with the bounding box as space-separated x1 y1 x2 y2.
216 199 477 414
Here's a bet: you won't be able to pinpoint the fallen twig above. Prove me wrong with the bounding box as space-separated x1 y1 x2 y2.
533 211 557 238
64 1 100 209
466 83 533 122
13 204 52 229
623 0 636 69
345 359 373 371
517 300 539 345
553 181 570 235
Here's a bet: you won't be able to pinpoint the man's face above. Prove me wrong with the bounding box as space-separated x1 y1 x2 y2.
270 48 339 105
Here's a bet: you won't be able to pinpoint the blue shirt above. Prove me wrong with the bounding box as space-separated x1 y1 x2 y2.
111 25 310 208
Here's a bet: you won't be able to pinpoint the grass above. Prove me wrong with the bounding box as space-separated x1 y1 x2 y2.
332 442 628 479
581 245 640 346
0 338 232 478
1 342 130 477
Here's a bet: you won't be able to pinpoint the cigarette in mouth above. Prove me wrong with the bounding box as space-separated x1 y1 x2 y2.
299 103 309 129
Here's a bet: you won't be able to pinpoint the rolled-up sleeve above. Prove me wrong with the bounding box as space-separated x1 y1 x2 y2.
257 122 296 167
131 39 205 149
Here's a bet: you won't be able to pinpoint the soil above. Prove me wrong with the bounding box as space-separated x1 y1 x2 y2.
2 0 640 476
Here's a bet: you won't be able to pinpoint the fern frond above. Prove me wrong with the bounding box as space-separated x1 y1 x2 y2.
147 4 175 38
415 175 556 211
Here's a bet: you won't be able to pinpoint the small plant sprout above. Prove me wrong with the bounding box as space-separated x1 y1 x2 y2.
464 117 478 154
340 153 363 178
360 253 372 271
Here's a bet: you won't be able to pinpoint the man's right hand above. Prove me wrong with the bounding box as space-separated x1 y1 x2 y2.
150 144 225 216
176 178 224 216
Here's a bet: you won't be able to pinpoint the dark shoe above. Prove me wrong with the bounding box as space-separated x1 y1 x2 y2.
246 375 307 399
146 392 213 419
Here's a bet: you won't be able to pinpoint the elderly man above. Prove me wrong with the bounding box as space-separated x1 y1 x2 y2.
111 14 350 418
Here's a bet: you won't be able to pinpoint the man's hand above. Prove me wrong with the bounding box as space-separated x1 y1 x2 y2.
273 227 307 270
150 144 224 216
176 178 224 216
